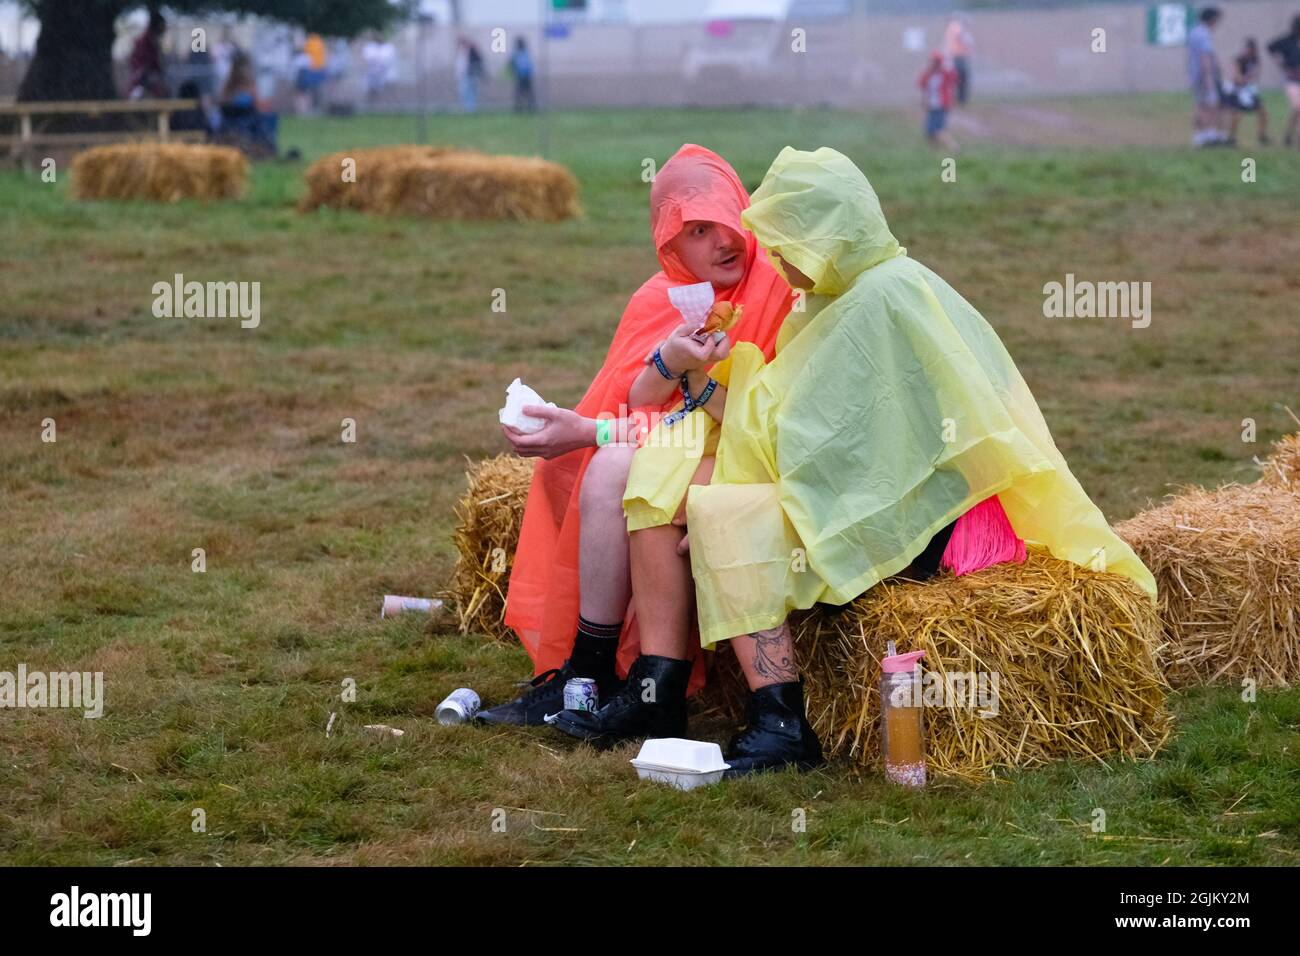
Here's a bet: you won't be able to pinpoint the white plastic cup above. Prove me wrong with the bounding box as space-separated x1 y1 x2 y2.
436 688 481 725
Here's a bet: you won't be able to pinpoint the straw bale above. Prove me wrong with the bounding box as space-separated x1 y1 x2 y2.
374 152 581 222
297 145 460 212
70 143 247 202
788 553 1170 780
441 454 536 638
1117 474 1299 687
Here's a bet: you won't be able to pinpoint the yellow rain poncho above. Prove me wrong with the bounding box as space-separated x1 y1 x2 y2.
625 146 1156 647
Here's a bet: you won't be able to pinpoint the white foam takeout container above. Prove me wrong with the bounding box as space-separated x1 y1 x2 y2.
630 737 730 790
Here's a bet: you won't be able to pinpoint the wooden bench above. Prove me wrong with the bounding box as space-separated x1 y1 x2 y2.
0 98 206 170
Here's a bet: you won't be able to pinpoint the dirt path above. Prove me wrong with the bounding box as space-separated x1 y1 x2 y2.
937 99 1189 149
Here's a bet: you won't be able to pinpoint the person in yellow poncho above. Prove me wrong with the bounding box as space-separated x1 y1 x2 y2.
553 146 1157 777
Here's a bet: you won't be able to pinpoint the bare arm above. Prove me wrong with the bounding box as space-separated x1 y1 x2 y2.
503 406 645 459
684 368 727 423
628 362 681 408
628 324 732 410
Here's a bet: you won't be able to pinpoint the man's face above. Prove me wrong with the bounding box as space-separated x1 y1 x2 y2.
669 221 746 287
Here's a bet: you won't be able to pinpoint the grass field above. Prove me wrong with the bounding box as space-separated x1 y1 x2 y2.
1 94 1298 866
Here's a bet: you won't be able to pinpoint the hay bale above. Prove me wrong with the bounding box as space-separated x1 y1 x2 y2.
297 145 460 212
70 143 248 202
1117 477 1300 687
375 153 581 222
796 553 1171 781
441 454 535 638
1259 431 1300 490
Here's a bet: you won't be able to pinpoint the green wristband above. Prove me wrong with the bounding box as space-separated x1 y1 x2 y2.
595 418 613 446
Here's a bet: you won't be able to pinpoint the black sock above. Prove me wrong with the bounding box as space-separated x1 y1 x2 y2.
576 615 622 641
572 616 620 674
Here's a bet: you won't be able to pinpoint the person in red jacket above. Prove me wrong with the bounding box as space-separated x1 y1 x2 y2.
919 51 958 152
127 11 169 99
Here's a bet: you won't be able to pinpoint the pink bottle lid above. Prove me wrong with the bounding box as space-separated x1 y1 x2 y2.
881 649 926 673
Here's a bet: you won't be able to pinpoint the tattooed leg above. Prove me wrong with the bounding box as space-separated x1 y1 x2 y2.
732 620 798 690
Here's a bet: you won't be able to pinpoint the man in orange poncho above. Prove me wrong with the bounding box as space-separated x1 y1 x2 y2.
478 145 794 726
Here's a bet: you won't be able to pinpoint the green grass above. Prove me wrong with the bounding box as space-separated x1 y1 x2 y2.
1 96 1297 865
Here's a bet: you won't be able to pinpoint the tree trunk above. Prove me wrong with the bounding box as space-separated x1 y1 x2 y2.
17 0 125 102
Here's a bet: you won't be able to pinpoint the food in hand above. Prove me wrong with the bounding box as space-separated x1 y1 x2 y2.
692 301 743 336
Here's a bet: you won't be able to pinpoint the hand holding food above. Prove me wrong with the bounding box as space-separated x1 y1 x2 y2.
692 300 743 337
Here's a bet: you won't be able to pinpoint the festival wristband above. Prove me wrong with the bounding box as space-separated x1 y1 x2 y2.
694 378 718 408
653 347 677 381
664 377 696 428
595 418 613 446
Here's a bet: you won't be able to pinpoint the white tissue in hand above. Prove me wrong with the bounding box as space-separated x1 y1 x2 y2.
499 378 555 434
667 280 715 326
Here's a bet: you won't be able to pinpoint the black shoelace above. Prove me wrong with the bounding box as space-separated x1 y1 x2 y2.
516 665 571 703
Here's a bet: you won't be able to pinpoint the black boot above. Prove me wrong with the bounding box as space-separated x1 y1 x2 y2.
476 632 621 727
550 654 690 744
723 680 824 778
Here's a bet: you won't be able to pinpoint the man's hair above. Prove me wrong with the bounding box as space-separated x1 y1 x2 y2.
1291 14 1300 37
1199 6 1221 24
149 10 166 33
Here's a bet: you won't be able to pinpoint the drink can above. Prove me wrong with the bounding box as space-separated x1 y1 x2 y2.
436 688 481 725
563 677 599 713
381 595 444 618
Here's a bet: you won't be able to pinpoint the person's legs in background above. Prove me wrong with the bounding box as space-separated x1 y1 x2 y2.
925 108 958 153
1285 81 1300 148
1228 96 1243 143
1192 85 1227 146
459 74 478 113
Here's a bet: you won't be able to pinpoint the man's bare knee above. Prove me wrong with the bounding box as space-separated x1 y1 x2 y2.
580 443 636 513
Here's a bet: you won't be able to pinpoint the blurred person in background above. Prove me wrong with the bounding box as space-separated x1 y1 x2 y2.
1267 15 1300 148
325 37 350 111
363 32 397 106
919 51 958 152
510 37 536 113
172 78 216 136
127 10 169 99
1188 6 1228 148
221 50 279 156
455 36 486 113
184 41 220 129
294 32 328 115
943 13 973 106
213 27 237 93
1223 38 1269 146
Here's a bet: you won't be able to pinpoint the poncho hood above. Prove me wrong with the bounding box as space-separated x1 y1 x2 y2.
742 146 904 296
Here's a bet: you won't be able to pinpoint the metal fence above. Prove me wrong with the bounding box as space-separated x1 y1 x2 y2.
3 0 1297 110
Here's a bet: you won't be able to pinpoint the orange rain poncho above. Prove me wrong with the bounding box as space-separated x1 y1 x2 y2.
503 144 795 688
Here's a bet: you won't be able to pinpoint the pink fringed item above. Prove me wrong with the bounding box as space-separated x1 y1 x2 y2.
941 495 1027 576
